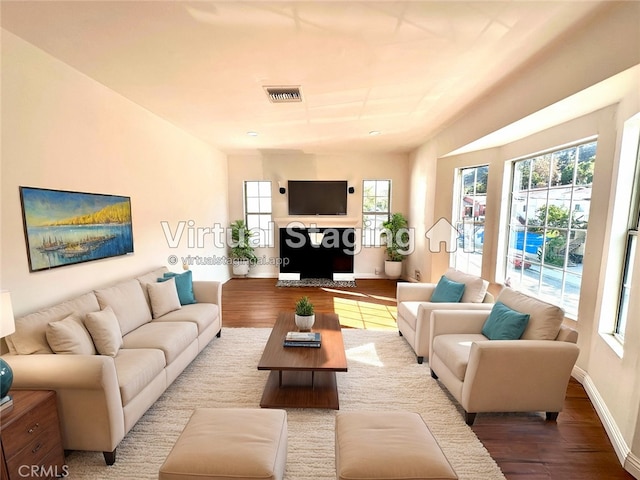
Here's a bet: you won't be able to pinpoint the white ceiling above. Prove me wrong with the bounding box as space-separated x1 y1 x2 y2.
1 1 608 155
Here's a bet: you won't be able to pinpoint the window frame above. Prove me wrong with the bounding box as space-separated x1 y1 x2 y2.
452 165 488 276
362 179 391 247
504 139 596 318
614 129 640 339
243 180 273 248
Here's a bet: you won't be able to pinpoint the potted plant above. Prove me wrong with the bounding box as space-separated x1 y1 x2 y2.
229 219 257 276
294 296 315 331
381 212 409 279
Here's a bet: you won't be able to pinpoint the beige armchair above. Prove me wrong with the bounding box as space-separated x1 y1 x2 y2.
396 269 494 364
429 287 579 425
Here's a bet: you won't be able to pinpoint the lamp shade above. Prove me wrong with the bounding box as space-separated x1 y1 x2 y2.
1 291 15 399
1 291 16 338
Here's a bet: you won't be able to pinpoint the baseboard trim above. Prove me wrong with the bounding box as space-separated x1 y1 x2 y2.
573 366 638 477
624 452 640 479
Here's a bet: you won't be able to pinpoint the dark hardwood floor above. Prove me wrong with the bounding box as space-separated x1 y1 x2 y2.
222 278 633 480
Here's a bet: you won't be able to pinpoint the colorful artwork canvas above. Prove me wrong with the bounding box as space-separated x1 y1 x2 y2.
20 186 134 272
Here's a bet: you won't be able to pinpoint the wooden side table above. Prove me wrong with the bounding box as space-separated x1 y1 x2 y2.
0 390 66 479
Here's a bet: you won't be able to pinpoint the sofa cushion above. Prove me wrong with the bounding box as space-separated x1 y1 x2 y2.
114 348 166 406
159 270 197 305
431 275 465 303
152 303 219 335
148 278 181 319
95 278 152 336
432 334 487 381
46 314 97 355
122 321 198 364
7 292 100 355
482 302 530 340
136 266 170 307
444 268 489 303
84 306 124 357
497 287 564 340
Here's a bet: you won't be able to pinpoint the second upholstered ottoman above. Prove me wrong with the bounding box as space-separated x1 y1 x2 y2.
335 411 457 480
159 408 288 480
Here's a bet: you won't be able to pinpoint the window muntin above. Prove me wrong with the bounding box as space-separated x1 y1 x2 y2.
244 181 272 247
362 180 391 246
453 165 488 276
506 141 596 317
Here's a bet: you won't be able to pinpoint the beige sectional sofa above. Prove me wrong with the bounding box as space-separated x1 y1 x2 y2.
1 267 222 465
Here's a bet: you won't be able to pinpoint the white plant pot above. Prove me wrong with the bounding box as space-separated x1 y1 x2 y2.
232 259 250 276
384 260 403 279
294 314 315 332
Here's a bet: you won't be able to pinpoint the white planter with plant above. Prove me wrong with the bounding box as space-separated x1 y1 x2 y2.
294 296 315 331
229 219 257 276
381 212 409 279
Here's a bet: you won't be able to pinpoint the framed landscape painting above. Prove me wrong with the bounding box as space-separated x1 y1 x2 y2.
20 186 134 272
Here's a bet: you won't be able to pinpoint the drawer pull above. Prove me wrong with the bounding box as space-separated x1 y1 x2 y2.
28 422 40 434
32 442 43 453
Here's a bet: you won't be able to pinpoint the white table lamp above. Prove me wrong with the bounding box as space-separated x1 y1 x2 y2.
1 291 16 400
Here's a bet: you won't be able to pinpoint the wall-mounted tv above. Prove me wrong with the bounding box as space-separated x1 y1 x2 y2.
288 180 348 215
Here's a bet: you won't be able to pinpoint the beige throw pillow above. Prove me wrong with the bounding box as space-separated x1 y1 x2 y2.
84 306 123 357
46 314 97 355
147 277 182 318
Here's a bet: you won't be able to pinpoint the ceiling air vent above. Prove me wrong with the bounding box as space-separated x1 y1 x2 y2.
264 86 302 103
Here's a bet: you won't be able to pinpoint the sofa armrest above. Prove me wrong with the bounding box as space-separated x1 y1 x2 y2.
3 353 125 452
396 283 436 302
462 340 580 413
192 280 222 306
4 353 119 390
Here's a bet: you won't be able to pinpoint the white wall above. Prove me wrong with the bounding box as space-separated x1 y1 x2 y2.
227 151 410 278
0 31 230 318
408 2 640 474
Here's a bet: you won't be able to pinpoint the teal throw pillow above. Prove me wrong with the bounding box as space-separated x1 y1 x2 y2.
158 270 197 305
431 275 465 303
482 301 530 340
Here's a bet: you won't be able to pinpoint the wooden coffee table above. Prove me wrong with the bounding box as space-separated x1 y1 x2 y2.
257 312 348 409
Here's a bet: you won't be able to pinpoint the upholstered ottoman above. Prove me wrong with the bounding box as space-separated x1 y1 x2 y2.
159 408 288 480
335 411 457 480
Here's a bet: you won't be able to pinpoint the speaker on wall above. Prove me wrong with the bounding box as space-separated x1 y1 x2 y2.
278 182 286 195
348 186 355 194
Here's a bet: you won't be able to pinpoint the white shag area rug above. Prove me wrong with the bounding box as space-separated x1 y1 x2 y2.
64 327 505 479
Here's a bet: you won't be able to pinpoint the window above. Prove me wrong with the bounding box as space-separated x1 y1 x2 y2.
506 140 596 317
616 126 640 339
362 180 391 246
244 181 272 247
453 165 488 276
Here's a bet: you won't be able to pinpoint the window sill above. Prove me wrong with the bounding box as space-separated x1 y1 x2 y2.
600 332 624 359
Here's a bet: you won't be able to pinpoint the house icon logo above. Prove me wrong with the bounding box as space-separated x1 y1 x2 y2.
425 217 458 253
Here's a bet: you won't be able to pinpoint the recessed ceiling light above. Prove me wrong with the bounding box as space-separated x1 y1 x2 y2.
369 130 381 136
247 131 258 137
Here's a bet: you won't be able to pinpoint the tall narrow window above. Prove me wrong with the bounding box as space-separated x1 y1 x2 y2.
506 140 596 317
453 165 488 276
362 180 391 246
244 181 272 247
616 127 640 339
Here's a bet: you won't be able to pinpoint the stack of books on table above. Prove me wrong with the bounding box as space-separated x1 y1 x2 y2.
283 331 321 348
0 395 13 413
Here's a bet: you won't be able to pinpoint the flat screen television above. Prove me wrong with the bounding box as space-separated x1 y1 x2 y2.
288 180 348 215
